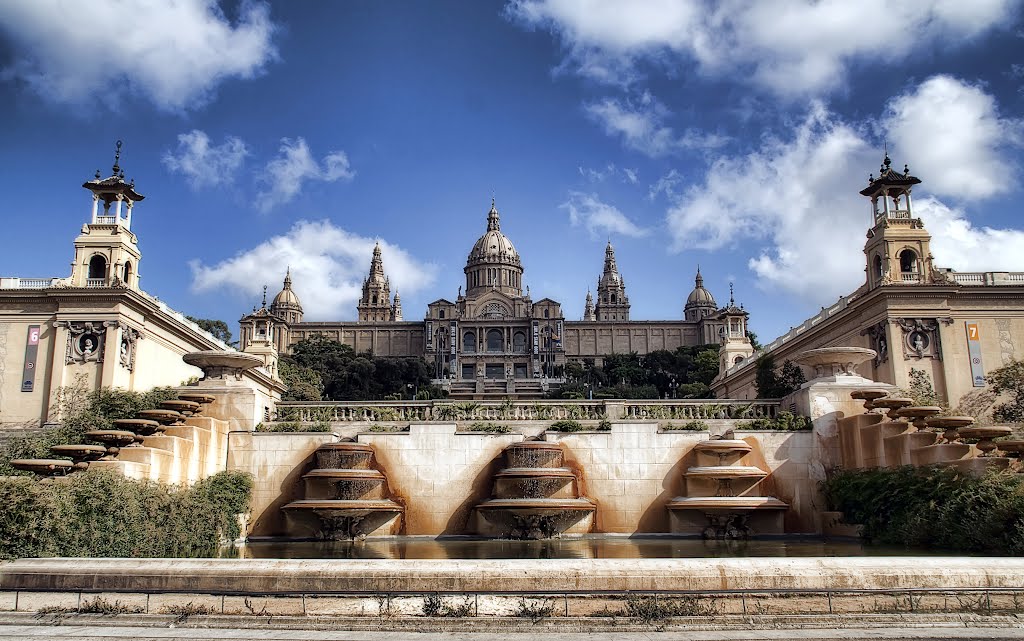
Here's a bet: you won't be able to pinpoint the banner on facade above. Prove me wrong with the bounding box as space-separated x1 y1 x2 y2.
21 325 40 392
965 321 985 387
532 320 539 355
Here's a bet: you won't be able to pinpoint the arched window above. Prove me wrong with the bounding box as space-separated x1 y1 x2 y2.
372 294 377 305
899 249 917 273
873 254 883 280
610 293 617 304
734 355 744 365
513 331 527 353
486 329 503 352
88 254 107 280
463 331 476 353
543 308 549 318
123 261 133 284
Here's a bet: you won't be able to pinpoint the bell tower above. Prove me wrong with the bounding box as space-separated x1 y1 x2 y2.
594 241 630 321
861 153 935 289
70 141 145 290
357 242 393 322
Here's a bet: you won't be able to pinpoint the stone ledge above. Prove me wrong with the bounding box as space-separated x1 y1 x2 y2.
2 557 1023 594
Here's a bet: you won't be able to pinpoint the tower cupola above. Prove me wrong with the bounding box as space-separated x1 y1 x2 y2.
684 266 717 321
70 141 144 290
358 242 394 322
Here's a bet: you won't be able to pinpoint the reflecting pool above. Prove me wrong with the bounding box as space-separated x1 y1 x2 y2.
236 536 928 560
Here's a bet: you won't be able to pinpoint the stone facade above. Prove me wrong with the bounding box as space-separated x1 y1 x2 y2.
245 200 752 397
0 145 281 428
712 155 1024 408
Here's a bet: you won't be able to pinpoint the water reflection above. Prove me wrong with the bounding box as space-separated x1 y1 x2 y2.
236 537 914 560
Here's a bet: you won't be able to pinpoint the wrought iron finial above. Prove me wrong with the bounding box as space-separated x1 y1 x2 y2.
112 140 122 175
262 285 267 308
95 169 101 179
729 282 735 307
904 164 909 176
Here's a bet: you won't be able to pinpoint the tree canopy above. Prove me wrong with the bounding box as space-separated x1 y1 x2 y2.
281 335 444 401
185 316 233 345
551 345 721 399
754 355 806 398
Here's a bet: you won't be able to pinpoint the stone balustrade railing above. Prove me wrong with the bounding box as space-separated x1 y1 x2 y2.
273 399 781 423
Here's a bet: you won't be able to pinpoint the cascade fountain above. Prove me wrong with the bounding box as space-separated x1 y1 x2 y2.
474 441 596 539
667 433 787 539
10 393 215 478
282 442 404 540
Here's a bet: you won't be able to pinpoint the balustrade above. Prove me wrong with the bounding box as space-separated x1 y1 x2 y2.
274 399 778 423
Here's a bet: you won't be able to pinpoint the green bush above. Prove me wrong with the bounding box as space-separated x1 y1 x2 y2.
465 422 512 434
365 424 409 433
663 420 710 431
0 469 252 560
549 419 585 432
597 419 612 431
736 411 812 431
822 466 1024 555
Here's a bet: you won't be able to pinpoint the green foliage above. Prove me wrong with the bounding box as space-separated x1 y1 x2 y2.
185 316 233 345
898 368 943 408
465 422 512 433
989 359 1024 424
365 424 408 432
0 381 179 476
256 421 331 433
549 419 585 432
754 355 806 399
0 469 252 560
597 419 612 431
822 467 1024 555
736 411 812 431
664 420 710 431
278 359 323 401
285 334 445 401
553 346 720 399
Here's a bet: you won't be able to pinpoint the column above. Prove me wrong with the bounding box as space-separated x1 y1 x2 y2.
91 195 99 224
124 202 133 229
114 194 123 222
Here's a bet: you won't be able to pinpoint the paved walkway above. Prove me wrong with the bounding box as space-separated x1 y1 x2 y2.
1 625 1024 641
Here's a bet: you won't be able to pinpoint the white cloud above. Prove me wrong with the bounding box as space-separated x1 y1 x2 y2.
585 94 726 157
190 220 438 320
883 75 1022 200
508 0 1015 96
257 138 355 212
162 130 249 189
648 169 684 201
578 163 639 184
0 0 277 111
664 78 1024 302
562 191 649 238
916 197 1024 272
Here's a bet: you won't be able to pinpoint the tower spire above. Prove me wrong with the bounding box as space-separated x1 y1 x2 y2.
112 140 122 175
487 198 500 231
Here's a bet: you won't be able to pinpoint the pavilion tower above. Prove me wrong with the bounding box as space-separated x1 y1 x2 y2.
358 242 393 322
594 241 630 321
70 141 144 290
391 291 403 321
583 290 596 321
861 153 935 290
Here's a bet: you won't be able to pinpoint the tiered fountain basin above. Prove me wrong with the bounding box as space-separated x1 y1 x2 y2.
50 444 107 467
283 443 404 540
9 458 75 477
475 442 595 539
668 437 788 538
112 418 163 437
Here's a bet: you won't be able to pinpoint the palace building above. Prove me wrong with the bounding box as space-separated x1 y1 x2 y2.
240 199 753 398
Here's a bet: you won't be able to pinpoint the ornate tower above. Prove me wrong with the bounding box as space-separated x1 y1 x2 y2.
238 287 282 378
684 267 717 321
391 291 403 321
358 242 393 322
594 241 630 321
861 154 935 289
70 141 144 290
464 199 524 298
270 268 303 324
583 290 596 321
716 284 754 373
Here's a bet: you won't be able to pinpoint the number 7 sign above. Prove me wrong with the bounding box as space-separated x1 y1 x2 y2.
965 322 985 387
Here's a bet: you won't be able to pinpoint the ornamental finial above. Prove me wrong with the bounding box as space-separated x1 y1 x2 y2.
112 140 122 175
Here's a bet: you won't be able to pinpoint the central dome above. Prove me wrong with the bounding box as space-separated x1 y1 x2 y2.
464 200 524 298
467 202 521 267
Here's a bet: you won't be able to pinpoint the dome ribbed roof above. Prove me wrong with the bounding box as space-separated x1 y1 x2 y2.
685 268 716 307
270 269 302 310
466 201 521 267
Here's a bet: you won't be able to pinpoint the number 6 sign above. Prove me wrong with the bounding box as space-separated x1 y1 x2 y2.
22 325 40 392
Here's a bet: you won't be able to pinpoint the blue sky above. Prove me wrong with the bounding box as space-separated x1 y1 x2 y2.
1 1 1023 342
